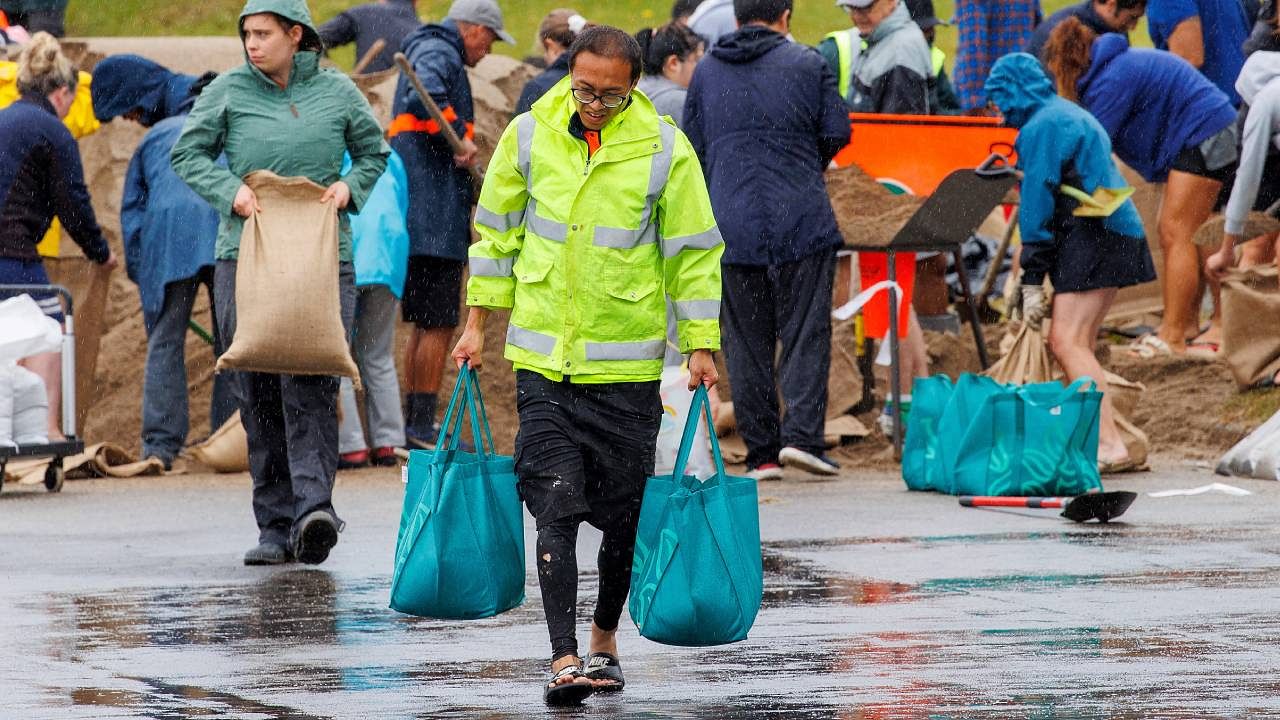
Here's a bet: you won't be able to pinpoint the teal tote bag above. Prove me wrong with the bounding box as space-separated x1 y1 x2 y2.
951 376 1103 497
902 374 954 492
629 385 763 647
389 367 525 619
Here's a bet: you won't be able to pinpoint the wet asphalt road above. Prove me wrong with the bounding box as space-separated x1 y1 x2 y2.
2 457 1279 719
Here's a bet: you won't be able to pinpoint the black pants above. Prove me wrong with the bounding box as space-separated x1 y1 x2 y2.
513 370 661 661
721 248 836 469
214 260 356 547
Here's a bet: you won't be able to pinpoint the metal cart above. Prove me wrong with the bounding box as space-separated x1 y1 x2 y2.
0 284 84 493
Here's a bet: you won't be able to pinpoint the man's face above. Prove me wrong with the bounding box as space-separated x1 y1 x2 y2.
570 52 635 131
243 13 302 79
1096 0 1145 32
460 23 497 67
849 0 897 35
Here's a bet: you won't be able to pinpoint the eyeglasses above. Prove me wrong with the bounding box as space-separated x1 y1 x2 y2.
571 87 628 108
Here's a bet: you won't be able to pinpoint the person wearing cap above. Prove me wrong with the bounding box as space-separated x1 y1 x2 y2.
818 0 932 114
92 55 234 471
172 0 389 566
514 8 589 116
317 0 422 75
456 24 721 706
905 0 960 114
392 0 512 451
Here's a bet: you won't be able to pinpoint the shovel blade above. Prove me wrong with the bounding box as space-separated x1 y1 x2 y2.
1060 491 1137 523
1070 186 1134 217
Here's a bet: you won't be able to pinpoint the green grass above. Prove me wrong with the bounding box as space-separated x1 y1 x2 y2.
67 0 1151 71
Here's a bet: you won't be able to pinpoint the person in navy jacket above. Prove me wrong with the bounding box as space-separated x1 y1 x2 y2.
1045 19 1237 356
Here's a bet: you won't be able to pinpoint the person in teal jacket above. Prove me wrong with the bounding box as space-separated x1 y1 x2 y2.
172 0 389 567
986 53 1154 474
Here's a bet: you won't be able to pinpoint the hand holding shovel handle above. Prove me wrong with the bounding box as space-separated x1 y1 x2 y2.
393 52 485 185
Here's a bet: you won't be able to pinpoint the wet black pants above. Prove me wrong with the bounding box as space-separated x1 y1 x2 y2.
721 248 836 468
512 370 662 661
214 261 356 547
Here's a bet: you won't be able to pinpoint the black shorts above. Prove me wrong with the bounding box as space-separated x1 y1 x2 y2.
1171 142 1237 184
401 256 463 329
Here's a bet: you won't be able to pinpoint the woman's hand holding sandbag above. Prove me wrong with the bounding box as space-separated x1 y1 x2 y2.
232 184 262 218
320 181 351 209
1206 233 1241 281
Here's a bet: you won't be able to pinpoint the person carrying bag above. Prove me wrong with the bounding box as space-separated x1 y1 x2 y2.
630 384 763 647
390 365 523 620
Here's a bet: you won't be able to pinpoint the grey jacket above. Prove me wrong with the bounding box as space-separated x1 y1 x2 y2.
818 1 931 114
1227 51 1280 235
637 75 688 128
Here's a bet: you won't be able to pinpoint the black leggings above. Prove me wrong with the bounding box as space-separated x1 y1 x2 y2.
538 512 641 661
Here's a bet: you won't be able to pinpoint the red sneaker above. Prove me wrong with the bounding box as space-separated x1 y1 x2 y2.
371 446 399 467
338 449 369 470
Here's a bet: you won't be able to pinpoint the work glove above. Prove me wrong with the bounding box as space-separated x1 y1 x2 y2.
1018 284 1047 326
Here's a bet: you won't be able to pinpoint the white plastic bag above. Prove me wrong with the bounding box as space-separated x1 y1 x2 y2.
11 364 48 445
0 294 62 364
655 366 714 480
1216 409 1280 481
0 365 14 446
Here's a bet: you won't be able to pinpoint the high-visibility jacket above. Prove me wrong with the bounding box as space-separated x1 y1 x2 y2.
821 2 931 114
467 78 723 383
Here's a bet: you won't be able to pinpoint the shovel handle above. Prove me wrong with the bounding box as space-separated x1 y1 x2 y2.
394 53 484 184
959 496 1067 509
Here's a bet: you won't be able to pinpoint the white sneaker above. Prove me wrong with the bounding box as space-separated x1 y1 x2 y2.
779 447 840 476
746 462 784 481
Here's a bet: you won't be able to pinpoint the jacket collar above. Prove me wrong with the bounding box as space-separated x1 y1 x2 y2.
1077 33 1128 97
864 1 913 46
245 49 320 90
19 93 57 116
532 76 663 158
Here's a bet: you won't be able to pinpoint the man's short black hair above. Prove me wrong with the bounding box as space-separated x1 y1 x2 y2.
1108 0 1148 10
734 0 793 25
671 0 704 21
568 25 643 83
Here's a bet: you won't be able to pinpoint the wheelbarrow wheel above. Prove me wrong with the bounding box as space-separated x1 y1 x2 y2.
44 462 64 493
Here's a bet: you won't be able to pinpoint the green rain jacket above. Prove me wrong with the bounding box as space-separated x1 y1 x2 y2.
467 78 723 383
171 0 388 262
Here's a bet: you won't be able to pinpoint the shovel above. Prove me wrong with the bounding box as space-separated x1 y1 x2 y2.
958 491 1137 523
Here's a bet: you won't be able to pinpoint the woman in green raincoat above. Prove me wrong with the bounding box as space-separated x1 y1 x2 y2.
172 0 388 567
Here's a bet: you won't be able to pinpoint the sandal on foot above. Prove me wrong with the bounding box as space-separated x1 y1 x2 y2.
1099 456 1143 474
584 652 625 691
544 664 594 706
1126 334 1174 359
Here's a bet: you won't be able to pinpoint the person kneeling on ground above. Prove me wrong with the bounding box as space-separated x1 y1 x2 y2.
454 25 722 705
172 0 388 566
987 53 1155 474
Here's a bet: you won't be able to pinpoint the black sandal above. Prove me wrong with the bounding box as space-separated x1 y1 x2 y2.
584 652 625 691
544 664 595 706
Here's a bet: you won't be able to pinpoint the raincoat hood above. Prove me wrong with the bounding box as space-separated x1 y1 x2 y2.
865 0 914 46
985 52 1055 129
90 55 197 126
238 0 325 54
709 25 789 64
1237 51 1280 106
1077 32 1127 97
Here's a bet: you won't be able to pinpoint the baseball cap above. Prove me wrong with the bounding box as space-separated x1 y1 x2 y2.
836 0 878 8
905 0 949 28
447 0 516 44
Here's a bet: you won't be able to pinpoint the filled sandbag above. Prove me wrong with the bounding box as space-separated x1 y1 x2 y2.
0 366 13 445
983 322 1053 384
1221 265 1280 390
1216 409 1280 481
188 411 250 473
216 171 360 384
11 364 48 445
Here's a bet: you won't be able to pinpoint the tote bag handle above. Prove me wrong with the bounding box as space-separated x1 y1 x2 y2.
435 365 497 459
671 384 728 481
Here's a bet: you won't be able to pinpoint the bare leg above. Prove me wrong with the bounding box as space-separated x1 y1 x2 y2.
403 329 420 393
1155 171 1221 351
897 308 930 394
1048 288 1127 464
415 327 452 394
19 351 63 441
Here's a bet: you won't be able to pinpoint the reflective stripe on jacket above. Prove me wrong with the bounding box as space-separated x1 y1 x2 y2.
467 77 723 383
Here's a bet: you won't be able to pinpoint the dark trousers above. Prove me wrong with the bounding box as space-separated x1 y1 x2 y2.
721 248 836 468
513 370 662 661
214 260 356 546
141 269 236 463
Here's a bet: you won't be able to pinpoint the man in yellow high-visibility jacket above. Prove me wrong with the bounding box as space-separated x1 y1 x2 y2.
452 25 721 706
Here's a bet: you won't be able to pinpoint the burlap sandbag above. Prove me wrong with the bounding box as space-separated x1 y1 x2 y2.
216 171 359 384
984 323 1054 384
1221 265 1280 389
188 411 250 473
1192 211 1280 248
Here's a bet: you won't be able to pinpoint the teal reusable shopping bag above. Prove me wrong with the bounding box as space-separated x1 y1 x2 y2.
951 376 1103 497
389 368 525 619
629 386 763 647
902 375 954 491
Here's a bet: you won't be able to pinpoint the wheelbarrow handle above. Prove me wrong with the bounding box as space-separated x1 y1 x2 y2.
958 496 1067 509
975 152 1017 178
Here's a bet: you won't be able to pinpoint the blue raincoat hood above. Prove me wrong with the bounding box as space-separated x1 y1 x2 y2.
984 52 1055 129
91 55 197 126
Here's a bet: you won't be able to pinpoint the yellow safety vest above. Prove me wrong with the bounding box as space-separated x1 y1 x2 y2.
825 29 862 101
468 78 723 382
0 62 100 257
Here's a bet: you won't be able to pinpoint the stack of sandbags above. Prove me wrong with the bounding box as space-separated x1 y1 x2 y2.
1221 265 1280 390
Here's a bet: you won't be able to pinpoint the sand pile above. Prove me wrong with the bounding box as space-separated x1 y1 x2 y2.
825 163 923 247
